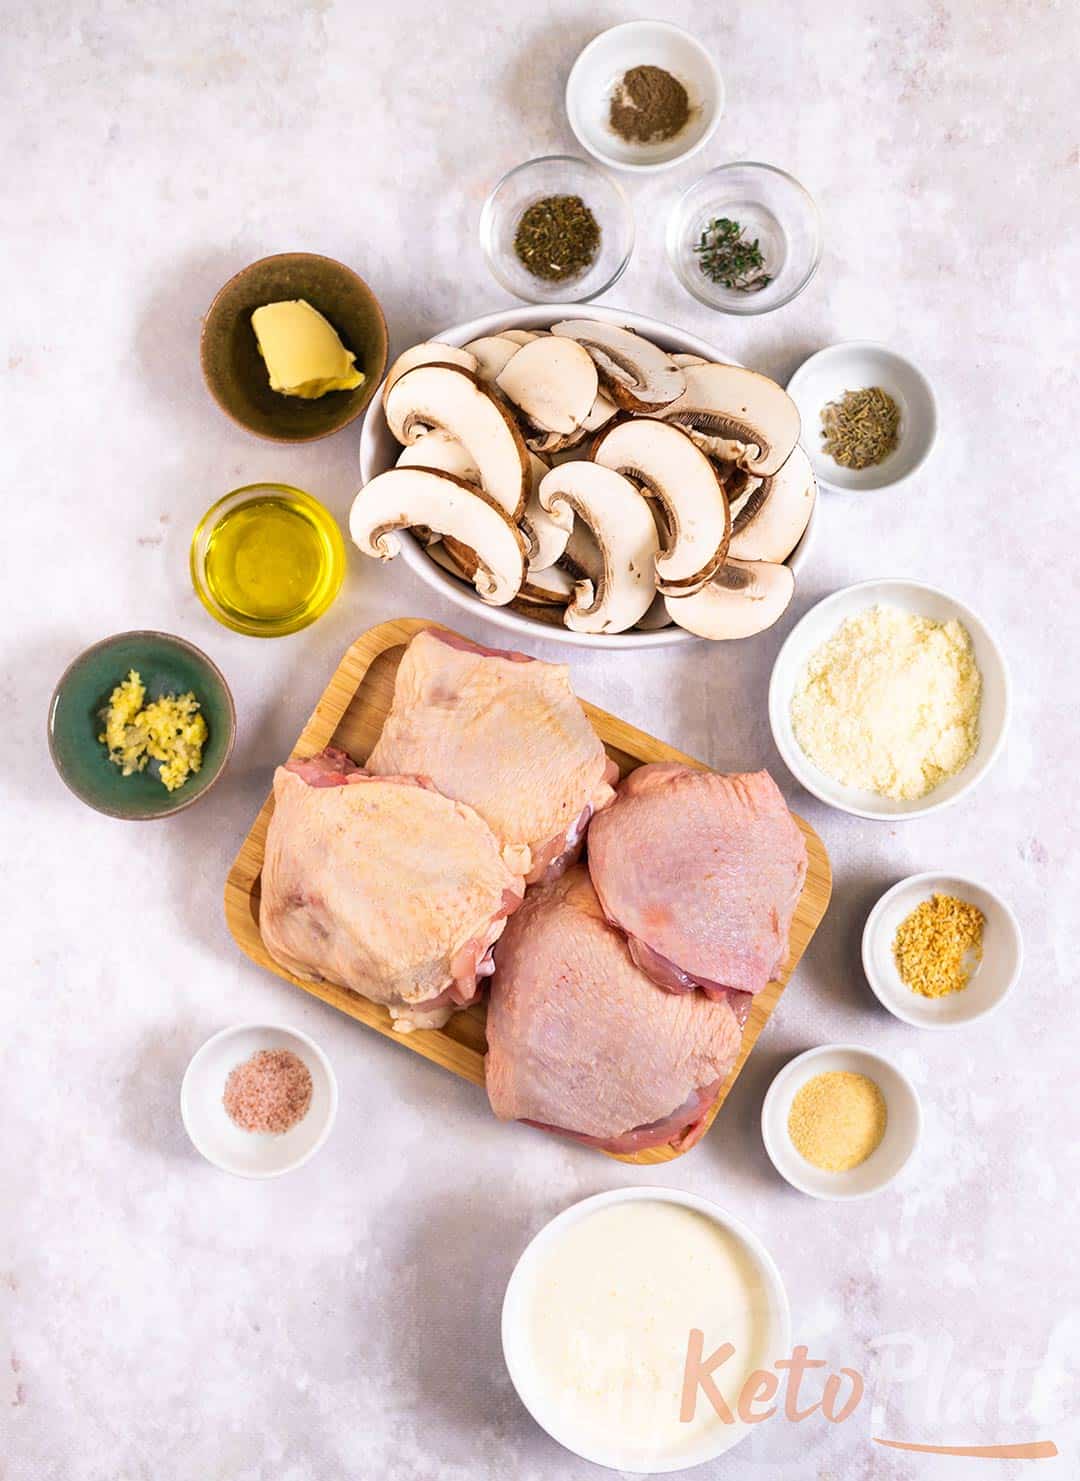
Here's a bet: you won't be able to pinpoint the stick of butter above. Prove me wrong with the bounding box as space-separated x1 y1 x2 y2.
251 299 365 399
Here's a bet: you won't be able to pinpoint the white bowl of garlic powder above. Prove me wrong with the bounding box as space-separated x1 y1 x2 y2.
768 579 1010 821
501 1187 790 1472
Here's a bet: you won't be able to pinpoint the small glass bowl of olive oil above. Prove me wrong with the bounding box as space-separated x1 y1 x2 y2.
190 483 346 637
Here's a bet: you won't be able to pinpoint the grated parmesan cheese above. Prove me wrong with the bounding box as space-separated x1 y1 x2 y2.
790 605 981 801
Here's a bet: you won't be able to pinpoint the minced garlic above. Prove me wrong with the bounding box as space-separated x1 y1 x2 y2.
894 892 985 998
790 605 981 801
99 669 208 792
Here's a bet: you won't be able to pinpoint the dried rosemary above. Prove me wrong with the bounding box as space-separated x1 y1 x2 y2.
513 195 600 282
820 387 901 470
693 217 772 292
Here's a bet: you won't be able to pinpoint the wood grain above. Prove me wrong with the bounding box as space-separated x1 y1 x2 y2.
224 617 832 1163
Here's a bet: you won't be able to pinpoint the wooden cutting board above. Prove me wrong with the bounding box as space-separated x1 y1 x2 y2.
224 617 832 1164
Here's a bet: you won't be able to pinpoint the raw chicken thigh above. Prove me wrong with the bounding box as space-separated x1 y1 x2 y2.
366 628 618 882
485 866 743 1153
260 748 524 1032
587 763 807 1001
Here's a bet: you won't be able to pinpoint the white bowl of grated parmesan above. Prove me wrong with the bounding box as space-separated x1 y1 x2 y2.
768 579 1010 820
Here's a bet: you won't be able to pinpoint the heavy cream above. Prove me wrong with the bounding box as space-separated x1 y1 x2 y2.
517 1199 775 1468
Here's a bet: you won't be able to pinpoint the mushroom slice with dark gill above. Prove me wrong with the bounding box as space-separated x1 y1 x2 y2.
383 363 529 519
728 446 817 564
550 321 686 413
520 452 572 571
661 363 801 478
538 463 659 634
664 559 795 639
591 417 730 595
349 467 526 606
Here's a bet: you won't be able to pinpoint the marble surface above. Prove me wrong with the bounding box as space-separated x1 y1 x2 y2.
3 2 1079 1477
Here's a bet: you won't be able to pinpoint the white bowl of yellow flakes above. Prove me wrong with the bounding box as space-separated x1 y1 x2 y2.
768 579 1010 820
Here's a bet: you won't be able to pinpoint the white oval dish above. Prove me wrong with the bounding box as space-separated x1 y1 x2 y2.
786 341 937 494
565 22 723 173
501 1186 790 1472
761 1045 922 1201
359 302 817 650
862 872 1023 1029
768 578 1010 820
180 1023 338 1179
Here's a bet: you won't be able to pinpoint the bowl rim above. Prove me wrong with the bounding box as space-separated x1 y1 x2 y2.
47 628 238 820
199 250 388 445
478 154 635 304
785 339 938 492
179 1021 339 1179
760 1043 924 1201
667 161 823 315
767 577 1011 820
860 871 1024 1030
358 300 817 649
189 481 347 638
564 20 724 174
500 1184 791 1471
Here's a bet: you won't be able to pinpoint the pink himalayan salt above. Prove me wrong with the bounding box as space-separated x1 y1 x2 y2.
223 1048 312 1134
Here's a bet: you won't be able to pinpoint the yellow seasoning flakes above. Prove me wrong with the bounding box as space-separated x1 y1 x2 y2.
893 893 985 999
99 669 208 792
788 1070 887 1172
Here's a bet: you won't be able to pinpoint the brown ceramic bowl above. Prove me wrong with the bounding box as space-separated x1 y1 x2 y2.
200 252 388 443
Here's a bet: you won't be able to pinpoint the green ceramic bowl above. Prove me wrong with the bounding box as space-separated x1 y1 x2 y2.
48 632 237 820
200 252 389 443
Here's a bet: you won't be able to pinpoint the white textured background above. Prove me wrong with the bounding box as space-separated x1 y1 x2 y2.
3 2 1079 1478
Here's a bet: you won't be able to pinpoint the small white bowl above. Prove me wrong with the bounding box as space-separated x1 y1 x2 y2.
761 1045 922 1201
180 1023 338 1179
565 22 723 173
768 578 1010 820
359 302 817 651
862 872 1023 1029
786 342 937 493
502 1186 789 1472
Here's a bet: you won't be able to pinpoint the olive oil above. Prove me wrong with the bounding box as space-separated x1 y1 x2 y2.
192 484 345 637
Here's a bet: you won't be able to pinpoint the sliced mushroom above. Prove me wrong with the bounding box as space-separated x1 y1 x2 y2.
383 363 529 519
395 429 480 484
523 388 614 455
664 559 795 639
671 353 709 367
728 447 817 564
558 517 603 583
521 563 575 605
383 342 477 406
520 452 572 571
538 463 659 634
635 591 674 630
661 363 801 478
462 335 523 382
591 417 730 594
551 321 686 412
350 467 526 606
499 329 544 345
495 337 598 435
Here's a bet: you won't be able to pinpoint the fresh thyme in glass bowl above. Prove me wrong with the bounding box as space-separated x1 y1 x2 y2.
667 162 821 315
694 217 773 293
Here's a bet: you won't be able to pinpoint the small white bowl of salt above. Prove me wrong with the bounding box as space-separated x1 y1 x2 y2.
180 1022 338 1179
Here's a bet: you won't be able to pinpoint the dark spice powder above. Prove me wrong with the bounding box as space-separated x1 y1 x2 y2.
609 65 690 145
513 194 600 282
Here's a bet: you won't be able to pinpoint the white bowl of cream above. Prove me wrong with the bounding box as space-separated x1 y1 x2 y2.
501 1187 790 1472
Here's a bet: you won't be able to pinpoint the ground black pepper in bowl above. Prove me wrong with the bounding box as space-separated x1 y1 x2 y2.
609 65 690 144
513 194 601 282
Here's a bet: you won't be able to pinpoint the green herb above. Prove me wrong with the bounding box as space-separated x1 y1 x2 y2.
820 387 901 470
693 217 772 293
513 195 600 283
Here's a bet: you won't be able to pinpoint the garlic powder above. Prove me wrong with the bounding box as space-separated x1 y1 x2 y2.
790 605 981 800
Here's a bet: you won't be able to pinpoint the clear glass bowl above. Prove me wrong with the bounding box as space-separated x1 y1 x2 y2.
667 162 822 315
479 155 634 304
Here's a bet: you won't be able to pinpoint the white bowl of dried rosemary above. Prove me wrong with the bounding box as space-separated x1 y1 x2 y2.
786 341 938 493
